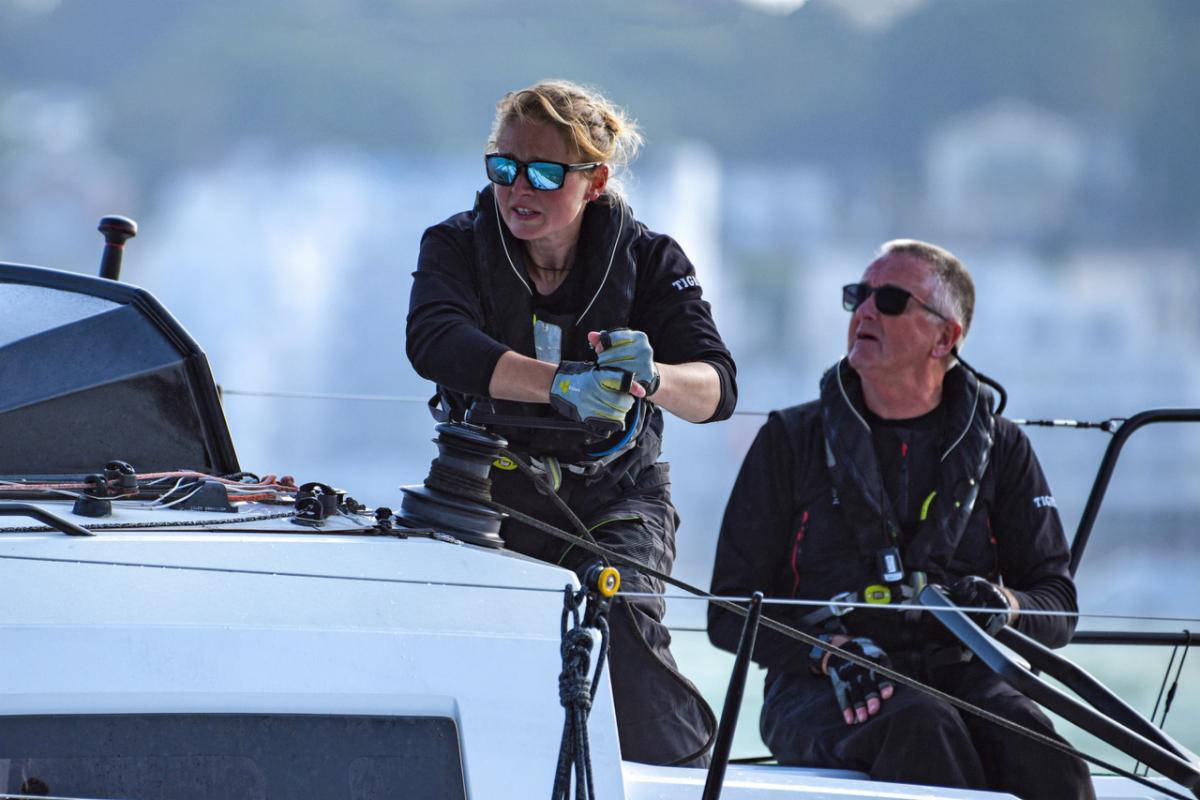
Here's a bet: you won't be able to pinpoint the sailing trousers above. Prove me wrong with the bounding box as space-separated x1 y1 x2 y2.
762 657 1095 800
490 461 715 767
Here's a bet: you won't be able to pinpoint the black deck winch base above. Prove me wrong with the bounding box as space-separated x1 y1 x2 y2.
398 423 508 548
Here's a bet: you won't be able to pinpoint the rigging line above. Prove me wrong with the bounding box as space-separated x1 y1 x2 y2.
619 591 1200 625
0 511 298 533
1138 643 1180 777
213 389 1142 431
217 387 775 416
1159 630 1192 732
0 552 592 597
485 491 1197 798
0 540 1187 627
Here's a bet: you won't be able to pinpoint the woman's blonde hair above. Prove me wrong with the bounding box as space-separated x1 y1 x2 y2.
487 79 642 200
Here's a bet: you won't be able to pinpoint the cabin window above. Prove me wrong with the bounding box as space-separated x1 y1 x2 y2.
0 713 465 800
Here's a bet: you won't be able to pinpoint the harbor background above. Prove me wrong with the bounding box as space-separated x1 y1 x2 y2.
2 0 1198 762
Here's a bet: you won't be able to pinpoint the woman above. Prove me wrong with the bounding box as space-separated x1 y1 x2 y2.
406 79 737 766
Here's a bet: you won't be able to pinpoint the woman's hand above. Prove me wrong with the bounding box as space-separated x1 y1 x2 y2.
590 328 659 396
590 330 717 422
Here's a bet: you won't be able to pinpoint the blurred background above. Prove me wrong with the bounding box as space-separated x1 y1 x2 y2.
3 0 1198 762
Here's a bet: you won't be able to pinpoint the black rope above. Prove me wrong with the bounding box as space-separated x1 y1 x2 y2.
1159 630 1191 732
414 434 1192 798
424 459 494 503
482 489 1192 800
497 450 609 568
1140 642 1181 776
1138 629 1192 777
553 584 611 800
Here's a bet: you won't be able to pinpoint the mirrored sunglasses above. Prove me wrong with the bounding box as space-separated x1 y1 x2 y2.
484 153 602 191
842 282 948 321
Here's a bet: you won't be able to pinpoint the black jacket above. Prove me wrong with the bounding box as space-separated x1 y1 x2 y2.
406 186 736 466
708 360 1078 677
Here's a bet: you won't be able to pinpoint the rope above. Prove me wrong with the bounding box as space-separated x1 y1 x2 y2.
1138 629 1193 777
552 585 610 800
1158 630 1192 734
615 592 1200 625
0 510 298 533
483 495 1193 800
424 460 493 503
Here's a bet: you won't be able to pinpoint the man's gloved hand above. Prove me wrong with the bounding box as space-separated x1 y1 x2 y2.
592 328 660 396
548 360 635 437
940 575 1012 636
809 635 895 725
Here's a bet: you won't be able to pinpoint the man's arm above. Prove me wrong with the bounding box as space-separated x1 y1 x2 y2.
708 413 811 673
991 420 1079 648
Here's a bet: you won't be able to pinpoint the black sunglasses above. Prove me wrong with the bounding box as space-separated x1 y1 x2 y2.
842 282 948 321
484 153 603 191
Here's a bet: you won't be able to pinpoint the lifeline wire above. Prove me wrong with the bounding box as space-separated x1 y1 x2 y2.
217 388 1135 429
616 592 1200 625
218 388 767 417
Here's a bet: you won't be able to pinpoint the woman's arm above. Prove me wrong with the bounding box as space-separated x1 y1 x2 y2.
487 351 557 403
629 234 738 423
651 361 720 423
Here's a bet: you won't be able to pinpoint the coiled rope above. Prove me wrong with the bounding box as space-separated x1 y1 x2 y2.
553 585 611 800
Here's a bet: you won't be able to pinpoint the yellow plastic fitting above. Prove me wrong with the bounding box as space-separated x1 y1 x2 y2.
596 566 621 598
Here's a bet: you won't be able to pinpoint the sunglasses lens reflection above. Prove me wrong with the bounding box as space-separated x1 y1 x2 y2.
486 156 518 186
527 162 566 190
842 284 861 311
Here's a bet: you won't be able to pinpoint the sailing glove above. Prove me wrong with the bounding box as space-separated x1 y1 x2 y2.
549 360 635 437
810 635 894 725
596 328 660 396
941 575 1012 636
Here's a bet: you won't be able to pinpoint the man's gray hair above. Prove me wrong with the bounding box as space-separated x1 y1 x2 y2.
879 239 974 346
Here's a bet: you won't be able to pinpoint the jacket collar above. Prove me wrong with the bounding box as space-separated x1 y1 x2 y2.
819 358 996 578
472 184 634 331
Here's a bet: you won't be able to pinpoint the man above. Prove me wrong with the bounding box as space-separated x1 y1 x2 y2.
708 240 1094 799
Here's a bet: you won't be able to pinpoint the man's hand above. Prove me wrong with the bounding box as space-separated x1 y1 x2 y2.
589 329 660 396
810 635 895 725
941 575 1013 635
548 360 636 436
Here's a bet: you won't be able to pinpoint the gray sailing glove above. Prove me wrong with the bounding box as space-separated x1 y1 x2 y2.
549 361 635 436
597 328 660 396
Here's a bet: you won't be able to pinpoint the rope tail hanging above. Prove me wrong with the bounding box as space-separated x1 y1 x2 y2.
553 581 613 800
